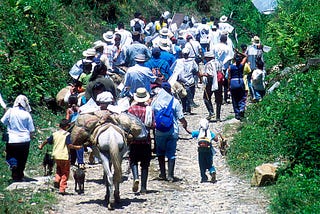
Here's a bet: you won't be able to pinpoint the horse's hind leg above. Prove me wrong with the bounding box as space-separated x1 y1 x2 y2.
101 154 115 210
114 181 120 203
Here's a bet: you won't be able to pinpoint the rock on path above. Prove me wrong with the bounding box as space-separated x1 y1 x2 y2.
48 87 269 214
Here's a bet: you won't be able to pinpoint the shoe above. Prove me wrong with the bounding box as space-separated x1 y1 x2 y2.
207 115 216 122
132 179 139 193
54 182 60 189
210 172 217 183
191 103 200 108
206 115 214 120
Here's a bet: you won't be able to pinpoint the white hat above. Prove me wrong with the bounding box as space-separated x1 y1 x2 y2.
103 31 114 42
13 94 31 112
134 54 147 62
160 27 169 36
162 11 170 19
158 39 170 51
133 87 150 103
82 48 96 57
96 91 114 103
93 40 105 49
252 36 261 45
182 47 190 54
220 15 228 23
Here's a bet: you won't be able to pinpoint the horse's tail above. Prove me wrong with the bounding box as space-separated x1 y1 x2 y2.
109 136 122 183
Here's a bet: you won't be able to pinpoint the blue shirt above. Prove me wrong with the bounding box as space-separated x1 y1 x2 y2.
144 58 172 81
159 50 176 67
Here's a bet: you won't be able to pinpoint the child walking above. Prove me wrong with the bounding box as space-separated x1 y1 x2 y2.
39 119 83 195
191 118 218 183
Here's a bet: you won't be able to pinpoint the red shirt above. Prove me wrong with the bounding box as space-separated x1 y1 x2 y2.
128 102 155 144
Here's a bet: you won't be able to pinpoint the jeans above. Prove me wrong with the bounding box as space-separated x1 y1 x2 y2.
155 129 178 160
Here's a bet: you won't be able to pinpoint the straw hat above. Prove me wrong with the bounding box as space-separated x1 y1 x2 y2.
160 27 170 36
103 31 114 42
82 48 96 57
134 54 147 62
162 11 170 19
133 87 150 103
96 91 114 103
159 39 170 51
182 47 190 55
93 40 105 49
252 36 261 45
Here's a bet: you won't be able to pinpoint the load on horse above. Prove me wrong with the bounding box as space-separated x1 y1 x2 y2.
70 109 148 209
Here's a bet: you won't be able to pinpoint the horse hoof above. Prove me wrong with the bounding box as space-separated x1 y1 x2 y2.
108 203 115 210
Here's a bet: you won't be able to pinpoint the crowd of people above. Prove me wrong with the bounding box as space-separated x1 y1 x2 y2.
1 10 268 195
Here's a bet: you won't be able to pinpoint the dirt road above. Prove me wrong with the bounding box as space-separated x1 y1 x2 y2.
48 87 269 214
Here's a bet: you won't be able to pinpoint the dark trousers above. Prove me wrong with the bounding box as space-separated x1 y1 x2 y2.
181 84 195 113
203 77 214 115
129 143 152 169
230 87 246 117
198 148 215 181
6 142 30 180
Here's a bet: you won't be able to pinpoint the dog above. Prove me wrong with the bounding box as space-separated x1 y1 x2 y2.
73 167 85 194
43 151 54 176
219 134 229 156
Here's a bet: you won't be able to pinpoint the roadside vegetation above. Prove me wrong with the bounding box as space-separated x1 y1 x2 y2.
0 0 319 213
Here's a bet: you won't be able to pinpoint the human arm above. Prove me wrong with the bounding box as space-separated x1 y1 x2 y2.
179 117 191 134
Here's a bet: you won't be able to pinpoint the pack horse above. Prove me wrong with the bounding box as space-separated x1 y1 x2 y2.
71 113 128 210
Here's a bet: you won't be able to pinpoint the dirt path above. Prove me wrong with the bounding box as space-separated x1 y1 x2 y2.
47 87 269 214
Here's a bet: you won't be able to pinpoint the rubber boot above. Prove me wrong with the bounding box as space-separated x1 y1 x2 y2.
216 104 222 122
140 168 148 194
158 156 166 180
167 159 176 182
131 164 139 192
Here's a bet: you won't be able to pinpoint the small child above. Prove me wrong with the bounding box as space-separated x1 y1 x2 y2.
39 119 83 195
191 118 218 183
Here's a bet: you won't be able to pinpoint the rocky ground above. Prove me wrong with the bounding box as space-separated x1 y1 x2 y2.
7 87 270 213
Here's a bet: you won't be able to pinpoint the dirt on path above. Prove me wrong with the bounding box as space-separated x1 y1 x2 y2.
44 87 269 214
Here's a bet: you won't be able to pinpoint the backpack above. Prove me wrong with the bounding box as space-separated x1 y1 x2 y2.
151 60 165 81
133 19 142 33
199 28 210 44
155 97 174 132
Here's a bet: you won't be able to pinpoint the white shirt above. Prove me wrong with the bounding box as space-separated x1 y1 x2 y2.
1 107 35 144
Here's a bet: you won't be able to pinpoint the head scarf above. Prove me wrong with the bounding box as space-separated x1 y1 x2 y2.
198 118 210 139
13 95 31 112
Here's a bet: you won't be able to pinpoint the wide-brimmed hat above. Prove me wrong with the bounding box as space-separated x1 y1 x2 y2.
103 31 114 42
82 48 96 57
252 36 260 45
133 87 150 103
159 39 170 51
160 27 170 36
204 51 215 58
134 54 147 62
220 15 228 23
182 47 190 55
162 11 170 19
96 91 114 103
93 40 105 49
